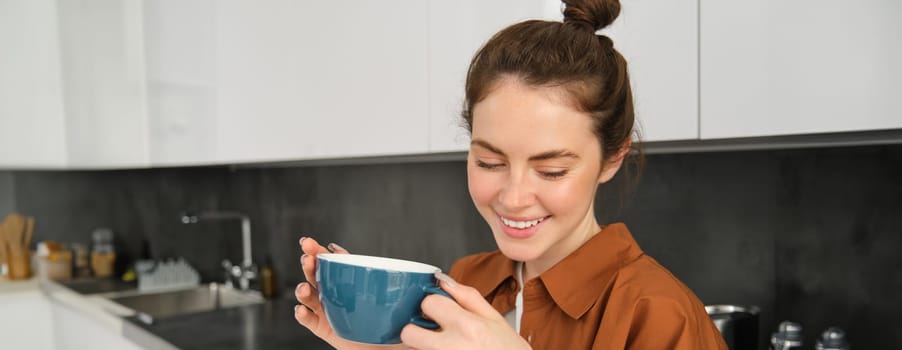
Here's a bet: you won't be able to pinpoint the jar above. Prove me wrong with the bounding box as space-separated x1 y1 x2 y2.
91 228 116 278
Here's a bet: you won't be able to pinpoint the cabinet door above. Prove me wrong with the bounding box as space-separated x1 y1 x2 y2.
427 0 546 152
0 0 67 169
144 0 219 166
0 290 55 350
57 0 150 168
428 0 699 153
604 0 699 142
50 299 144 350
700 0 902 139
215 1 430 163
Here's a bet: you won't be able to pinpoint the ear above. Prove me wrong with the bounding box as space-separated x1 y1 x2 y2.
597 139 632 184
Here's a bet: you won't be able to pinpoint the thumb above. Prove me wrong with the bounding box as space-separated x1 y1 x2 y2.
434 272 501 320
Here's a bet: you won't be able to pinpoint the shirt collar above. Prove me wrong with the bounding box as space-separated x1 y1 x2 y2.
466 251 517 300
540 223 644 319
467 223 645 319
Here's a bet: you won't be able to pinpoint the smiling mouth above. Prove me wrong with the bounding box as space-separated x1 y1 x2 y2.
500 216 548 229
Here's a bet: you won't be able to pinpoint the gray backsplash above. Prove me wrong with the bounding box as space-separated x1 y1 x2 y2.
2 144 900 349
0 172 14 216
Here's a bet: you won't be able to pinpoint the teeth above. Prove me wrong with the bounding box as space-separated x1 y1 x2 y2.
501 216 545 229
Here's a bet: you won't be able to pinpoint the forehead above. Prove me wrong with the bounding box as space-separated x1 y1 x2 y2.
470 79 599 157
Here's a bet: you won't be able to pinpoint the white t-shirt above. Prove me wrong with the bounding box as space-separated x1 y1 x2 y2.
502 262 524 333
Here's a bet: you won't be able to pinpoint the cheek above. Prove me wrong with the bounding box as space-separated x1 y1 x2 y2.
537 177 596 215
467 166 498 207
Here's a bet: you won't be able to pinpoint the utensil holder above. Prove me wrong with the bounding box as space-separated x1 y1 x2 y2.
8 250 32 280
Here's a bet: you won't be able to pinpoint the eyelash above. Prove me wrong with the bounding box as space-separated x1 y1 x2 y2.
475 160 568 179
475 160 503 170
540 170 568 179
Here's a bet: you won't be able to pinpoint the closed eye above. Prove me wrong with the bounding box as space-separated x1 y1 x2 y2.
475 159 505 170
539 170 568 179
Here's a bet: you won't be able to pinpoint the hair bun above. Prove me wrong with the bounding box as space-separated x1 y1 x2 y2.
562 0 620 32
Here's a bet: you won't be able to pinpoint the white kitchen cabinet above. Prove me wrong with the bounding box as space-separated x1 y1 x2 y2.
700 0 902 139
9 0 902 171
143 0 219 166
50 298 144 350
0 289 55 350
604 0 699 142
144 0 431 165
427 0 547 152
213 0 430 163
0 0 148 170
56 0 150 168
427 0 700 154
0 0 67 169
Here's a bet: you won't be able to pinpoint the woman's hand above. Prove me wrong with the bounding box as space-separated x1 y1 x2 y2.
400 273 532 350
293 237 405 350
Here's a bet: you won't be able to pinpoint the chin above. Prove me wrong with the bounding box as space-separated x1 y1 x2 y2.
493 233 542 263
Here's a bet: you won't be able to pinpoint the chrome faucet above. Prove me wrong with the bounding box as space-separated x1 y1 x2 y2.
181 211 257 290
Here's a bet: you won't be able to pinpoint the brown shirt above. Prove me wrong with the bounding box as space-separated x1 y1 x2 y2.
449 223 728 350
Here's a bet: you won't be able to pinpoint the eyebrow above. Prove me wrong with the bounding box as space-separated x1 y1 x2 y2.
471 139 580 161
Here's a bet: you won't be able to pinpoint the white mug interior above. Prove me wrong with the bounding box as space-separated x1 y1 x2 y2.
318 253 440 274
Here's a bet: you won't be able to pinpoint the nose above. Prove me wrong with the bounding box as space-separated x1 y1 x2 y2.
498 170 537 210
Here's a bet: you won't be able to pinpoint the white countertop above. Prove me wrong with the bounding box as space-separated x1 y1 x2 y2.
0 276 41 293
0 277 177 350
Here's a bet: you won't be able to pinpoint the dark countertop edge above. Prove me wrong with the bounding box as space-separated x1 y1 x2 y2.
122 320 181 350
117 297 333 350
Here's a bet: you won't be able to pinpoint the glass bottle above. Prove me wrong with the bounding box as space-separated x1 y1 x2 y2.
90 228 116 278
261 255 277 299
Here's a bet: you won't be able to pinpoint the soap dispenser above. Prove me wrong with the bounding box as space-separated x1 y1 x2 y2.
261 255 277 299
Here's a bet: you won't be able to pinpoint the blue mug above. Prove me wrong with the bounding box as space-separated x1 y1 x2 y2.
316 253 450 345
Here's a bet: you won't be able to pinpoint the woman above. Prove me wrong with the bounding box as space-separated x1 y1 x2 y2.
295 0 727 348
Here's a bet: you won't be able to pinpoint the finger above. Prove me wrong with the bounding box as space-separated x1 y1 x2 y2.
435 272 501 320
299 237 331 287
327 242 350 254
301 253 318 287
294 282 322 315
400 323 442 350
294 304 320 330
420 293 467 329
300 237 331 255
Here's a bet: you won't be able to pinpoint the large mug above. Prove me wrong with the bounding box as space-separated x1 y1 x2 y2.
315 253 450 345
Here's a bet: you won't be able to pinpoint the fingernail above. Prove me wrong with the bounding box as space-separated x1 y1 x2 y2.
294 305 300 313
435 271 458 288
300 254 308 265
327 242 346 253
299 237 308 246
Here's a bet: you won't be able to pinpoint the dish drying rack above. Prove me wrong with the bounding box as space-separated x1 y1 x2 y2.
135 258 200 292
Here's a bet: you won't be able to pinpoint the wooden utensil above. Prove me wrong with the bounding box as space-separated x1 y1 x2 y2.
0 222 8 270
7 214 24 257
24 217 34 250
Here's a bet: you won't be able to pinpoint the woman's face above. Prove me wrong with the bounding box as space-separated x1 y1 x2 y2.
467 78 622 268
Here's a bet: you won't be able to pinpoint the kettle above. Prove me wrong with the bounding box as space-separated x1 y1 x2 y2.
706 305 760 350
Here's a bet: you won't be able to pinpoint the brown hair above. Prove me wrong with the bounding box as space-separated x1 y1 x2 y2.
461 0 643 178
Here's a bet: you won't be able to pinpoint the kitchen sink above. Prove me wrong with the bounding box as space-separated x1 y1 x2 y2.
106 283 264 324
